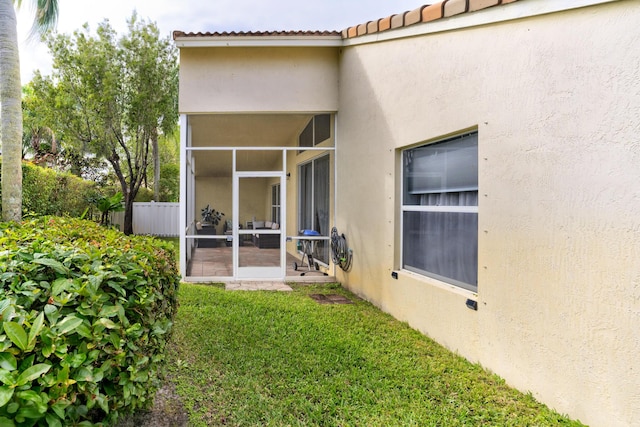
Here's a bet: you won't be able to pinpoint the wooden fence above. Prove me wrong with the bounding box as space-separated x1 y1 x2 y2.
112 202 180 237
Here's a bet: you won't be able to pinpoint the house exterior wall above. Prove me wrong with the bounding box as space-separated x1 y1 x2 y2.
335 2 640 426
179 47 339 113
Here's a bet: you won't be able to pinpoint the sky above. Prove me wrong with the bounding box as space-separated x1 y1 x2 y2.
16 0 426 83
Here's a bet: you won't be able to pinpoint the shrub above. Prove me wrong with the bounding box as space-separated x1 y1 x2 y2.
133 188 154 203
0 217 180 426
0 159 97 219
158 164 179 203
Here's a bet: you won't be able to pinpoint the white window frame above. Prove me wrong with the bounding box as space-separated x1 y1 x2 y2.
271 183 281 223
298 114 331 151
400 132 479 292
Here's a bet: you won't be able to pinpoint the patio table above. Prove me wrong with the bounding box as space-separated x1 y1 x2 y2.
288 230 329 276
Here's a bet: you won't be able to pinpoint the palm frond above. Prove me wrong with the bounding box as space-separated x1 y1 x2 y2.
28 0 59 39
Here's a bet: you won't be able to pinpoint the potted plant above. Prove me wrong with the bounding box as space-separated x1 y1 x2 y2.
201 204 225 228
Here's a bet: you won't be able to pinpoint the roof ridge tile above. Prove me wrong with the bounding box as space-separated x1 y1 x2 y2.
342 0 521 40
173 30 341 39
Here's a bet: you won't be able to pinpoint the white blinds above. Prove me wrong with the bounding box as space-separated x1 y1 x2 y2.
404 133 478 197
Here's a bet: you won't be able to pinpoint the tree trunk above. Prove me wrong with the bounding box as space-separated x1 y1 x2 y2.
108 152 134 235
152 128 160 201
0 0 23 222
123 192 134 235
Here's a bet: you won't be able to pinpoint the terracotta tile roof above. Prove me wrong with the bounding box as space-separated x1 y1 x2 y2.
342 0 522 39
172 30 340 39
173 0 521 41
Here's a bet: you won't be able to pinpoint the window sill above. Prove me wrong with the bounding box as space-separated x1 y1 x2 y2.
396 269 478 299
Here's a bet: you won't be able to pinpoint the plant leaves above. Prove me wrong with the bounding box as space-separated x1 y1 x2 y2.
51 399 70 419
33 258 69 275
51 278 73 296
98 305 120 318
0 300 11 314
27 312 45 351
16 363 51 386
73 367 93 382
44 304 60 324
18 354 35 372
96 318 117 329
0 370 17 386
0 353 17 371
55 316 84 335
0 386 15 407
68 353 87 369
75 323 93 339
46 414 63 427
0 304 16 324
3 322 28 351
17 404 47 419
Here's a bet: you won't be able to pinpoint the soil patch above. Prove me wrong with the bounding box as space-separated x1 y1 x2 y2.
115 382 188 427
309 293 353 304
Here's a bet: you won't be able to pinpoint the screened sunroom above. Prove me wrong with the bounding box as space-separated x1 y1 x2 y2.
179 113 336 282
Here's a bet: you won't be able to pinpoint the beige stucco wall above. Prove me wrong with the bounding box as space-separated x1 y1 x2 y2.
336 2 640 426
179 47 339 113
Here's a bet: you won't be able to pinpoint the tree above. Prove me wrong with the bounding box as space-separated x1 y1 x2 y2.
32 13 178 234
22 84 58 165
0 0 58 221
150 128 179 201
24 81 109 181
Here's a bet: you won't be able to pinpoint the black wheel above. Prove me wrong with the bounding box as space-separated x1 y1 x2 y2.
293 262 298 271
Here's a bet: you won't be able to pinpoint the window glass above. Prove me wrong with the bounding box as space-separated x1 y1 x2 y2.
403 134 478 205
298 155 330 264
271 184 281 223
299 115 332 152
299 120 313 148
314 114 331 144
401 132 478 291
403 211 478 291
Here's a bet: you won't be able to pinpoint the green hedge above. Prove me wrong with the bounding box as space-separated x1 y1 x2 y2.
0 159 96 218
0 217 180 426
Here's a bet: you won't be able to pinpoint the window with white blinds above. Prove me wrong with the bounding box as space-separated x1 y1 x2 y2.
401 132 478 291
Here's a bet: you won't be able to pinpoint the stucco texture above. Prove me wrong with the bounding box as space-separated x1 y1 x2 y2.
335 2 640 426
179 47 339 113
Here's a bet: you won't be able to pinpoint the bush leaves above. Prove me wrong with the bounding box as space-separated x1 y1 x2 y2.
3 323 28 352
0 354 17 371
0 387 15 407
54 316 83 335
0 217 180 425
16 364 50 386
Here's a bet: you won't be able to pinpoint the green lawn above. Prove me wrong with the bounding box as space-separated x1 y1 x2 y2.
163 283 585 426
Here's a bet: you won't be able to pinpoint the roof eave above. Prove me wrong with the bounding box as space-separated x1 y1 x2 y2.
174 35 343 48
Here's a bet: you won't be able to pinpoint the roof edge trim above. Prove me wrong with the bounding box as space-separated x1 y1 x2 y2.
174 36 343 48
343 0 623 47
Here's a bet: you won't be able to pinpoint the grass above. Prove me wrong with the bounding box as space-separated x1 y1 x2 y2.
162 283 585 426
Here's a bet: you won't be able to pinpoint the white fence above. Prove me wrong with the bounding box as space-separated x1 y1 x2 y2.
112 202 180 237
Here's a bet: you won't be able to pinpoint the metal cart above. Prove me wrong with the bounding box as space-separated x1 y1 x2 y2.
291 230 328 276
